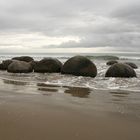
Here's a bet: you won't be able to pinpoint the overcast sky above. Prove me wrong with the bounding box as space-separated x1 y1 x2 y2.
0 0 140 53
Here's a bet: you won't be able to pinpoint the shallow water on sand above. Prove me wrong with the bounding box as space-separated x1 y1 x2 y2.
0 72 139 119
0 76 140 140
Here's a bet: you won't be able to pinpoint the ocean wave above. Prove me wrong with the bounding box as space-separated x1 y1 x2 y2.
0 72 140 92
86 55 119 60
0 53 140 61
119 56 140 61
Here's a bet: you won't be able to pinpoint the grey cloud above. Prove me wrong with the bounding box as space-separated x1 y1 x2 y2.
0 0 140 52
0 0 116 32
0 43 20 46
111 4 140 24
42 31 140 50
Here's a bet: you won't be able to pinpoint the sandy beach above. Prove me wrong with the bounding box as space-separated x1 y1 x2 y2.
0 80 139 140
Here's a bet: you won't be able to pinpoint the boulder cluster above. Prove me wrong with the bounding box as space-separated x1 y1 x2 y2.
106 60 137 78
0 55 138 78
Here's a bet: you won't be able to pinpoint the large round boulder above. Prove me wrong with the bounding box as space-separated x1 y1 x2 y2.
7 60 33 73
12 56 34 62
106 60 118 66
34 58 62 73
105 63 136 78
124 62 138 69
61 56 97 77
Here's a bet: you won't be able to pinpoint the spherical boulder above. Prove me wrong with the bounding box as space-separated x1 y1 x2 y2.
61 56 97 77
34 58 62 73
7 60 33 73
124 62 138 69
105 63 136 78
106 60 118 66
12 56 34 62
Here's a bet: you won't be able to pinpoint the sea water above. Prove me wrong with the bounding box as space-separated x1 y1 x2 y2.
0 52 140 91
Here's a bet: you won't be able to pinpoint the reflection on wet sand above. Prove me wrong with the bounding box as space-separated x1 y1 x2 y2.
3 79 28 86
64 86 91 98
37 83 91 98
110 91 129 97
110 90 130 101
37 83 60 88
38 87 58 92
37 83 59 95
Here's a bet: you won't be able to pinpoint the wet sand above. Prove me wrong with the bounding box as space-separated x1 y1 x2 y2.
0 84 140 140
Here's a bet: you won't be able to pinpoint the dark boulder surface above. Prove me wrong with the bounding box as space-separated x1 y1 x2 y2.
106 60 118 66
105 63 136 78
61 56 97 77
124 62 138 69
0 60 13 70
29 61 38 69
0 63 5 70
12 56 34 62
7 60 33 73
34 58 62 73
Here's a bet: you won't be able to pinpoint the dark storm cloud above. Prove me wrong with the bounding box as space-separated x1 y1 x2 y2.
0 0 140 52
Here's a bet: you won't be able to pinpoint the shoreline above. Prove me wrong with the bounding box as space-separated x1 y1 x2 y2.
0 86 139 140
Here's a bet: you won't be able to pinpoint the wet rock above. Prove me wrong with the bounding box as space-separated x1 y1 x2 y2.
0 59 13 70
12 56 34 62
105 63 136 78
0 63 5 70
29 60 38 69
7 60 33 73
61 55 97 77
106 60 118 66
124 62 138 69
34 58 62 73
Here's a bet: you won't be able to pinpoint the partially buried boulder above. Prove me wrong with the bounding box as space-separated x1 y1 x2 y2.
7 60 33 73
106 60 118 66
124 62 138 69
34 58 62 73
61 55 97 77
12 56 34 62
105 63 136 78
0 59 13 70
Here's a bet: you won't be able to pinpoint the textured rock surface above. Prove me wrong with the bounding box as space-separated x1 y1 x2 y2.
124 62 138 69
105 63 136 78
34 58 62 73
12 56 34 62
106 60 118 66
8 61 33 73
61 56 97 77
